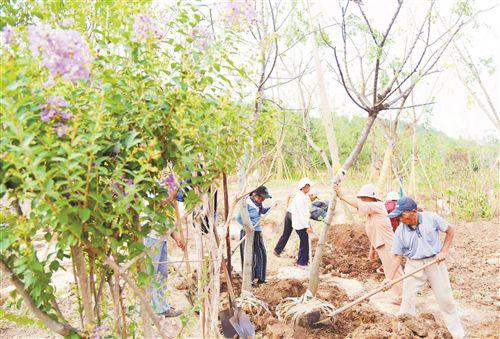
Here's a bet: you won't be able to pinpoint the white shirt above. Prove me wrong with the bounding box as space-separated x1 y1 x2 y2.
287 191 311 230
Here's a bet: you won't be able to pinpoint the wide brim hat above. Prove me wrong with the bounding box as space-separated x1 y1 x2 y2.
356 184 381 201
297 177 314 190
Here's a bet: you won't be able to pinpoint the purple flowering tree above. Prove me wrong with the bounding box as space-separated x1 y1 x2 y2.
1 2 249 338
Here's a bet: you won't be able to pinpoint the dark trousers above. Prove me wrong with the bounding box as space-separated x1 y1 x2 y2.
296 228 309 266
240 230 267 282
274 212 293 254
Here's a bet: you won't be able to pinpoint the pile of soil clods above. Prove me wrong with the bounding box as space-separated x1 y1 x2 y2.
302 305 451 338
254 278 307 311
251 279 307 332
220 273 242 297
315 223 381 281
347 313 452 339
316 284 350 308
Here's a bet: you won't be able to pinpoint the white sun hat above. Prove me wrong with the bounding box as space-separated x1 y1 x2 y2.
297 177 314 190
386 191 399 201
308 187 319 197
356 184 381 200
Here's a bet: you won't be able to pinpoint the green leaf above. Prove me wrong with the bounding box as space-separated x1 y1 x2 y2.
0 308 42 327
67 221 82 238
78 208 91 222
49 260 60 272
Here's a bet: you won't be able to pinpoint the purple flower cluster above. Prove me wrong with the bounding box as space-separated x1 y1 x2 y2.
189 26 211 50
28 24 92 83
40 96 72 121
158 172 177 193
132 13 163 42
224 0 257 27
54 123 68 138
40 96 72 137
111 176 134 198
1 24 15 45
61 18 75 28
158 172 177 205
91 324 108 339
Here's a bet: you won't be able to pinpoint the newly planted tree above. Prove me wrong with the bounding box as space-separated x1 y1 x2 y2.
277 0 471 323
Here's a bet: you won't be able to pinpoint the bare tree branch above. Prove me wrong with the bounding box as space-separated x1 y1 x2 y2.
0 259 77 337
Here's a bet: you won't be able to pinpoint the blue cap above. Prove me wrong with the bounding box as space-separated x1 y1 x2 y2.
388 196 418 218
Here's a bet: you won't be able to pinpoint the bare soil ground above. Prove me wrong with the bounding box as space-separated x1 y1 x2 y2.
1 181 498 338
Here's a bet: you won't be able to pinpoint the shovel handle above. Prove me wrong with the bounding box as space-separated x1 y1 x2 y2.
316 258 440 323
231 236 247 255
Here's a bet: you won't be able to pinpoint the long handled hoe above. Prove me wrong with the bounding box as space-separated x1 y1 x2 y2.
315 258 440 325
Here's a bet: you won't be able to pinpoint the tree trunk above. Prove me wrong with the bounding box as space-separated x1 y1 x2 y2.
207 200 221 337
99 251 166 339
309 114 377 295
310 9 339 166
239 199 254 294
276 147 283 179
0 259 77 337
409 122 418 199
376 138 395 195
222 172 232 273
173 200 190 273
108 276 123 337
140 298 154 338
71 245 95 329
369 141 382 182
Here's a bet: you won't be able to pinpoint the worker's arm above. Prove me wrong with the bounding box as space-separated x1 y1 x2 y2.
382 254 404 290
261 201 278 215
171 231 186 250
368 245 377 261
285 193 292 209
436 225 455 262
335 187 358 209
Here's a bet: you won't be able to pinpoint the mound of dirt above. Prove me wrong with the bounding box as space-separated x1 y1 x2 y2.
247 279 307 332
265 319 295 339
304 305 451 338
314 223 381 281
315 284 350 308
220 273 242 297
249 278 451 339
254 278 306 311
347 313 452 339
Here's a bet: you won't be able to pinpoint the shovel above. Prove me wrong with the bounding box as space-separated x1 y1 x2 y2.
315 258 440 324
219 257 255 338
212 218 255 338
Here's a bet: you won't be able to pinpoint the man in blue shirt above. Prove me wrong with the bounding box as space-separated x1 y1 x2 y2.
383 197 465 339
236 186 272 284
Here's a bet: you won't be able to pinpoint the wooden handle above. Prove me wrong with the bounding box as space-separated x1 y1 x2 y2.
231 236 247 255
211 218 237 302
316 258 440 323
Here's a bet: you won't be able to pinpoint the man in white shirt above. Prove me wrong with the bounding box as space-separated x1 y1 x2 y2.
274 178 314 268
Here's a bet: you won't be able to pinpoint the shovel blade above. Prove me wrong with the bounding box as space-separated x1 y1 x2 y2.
229 308 255 339
220 309 238 338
